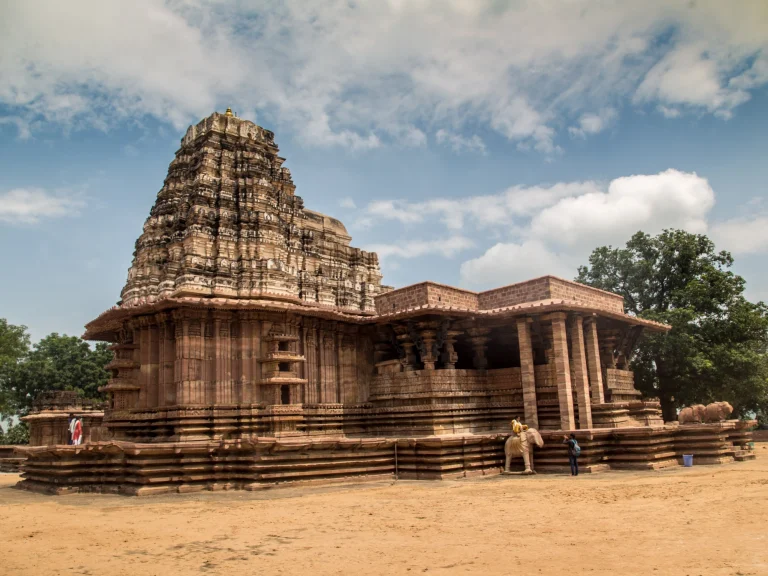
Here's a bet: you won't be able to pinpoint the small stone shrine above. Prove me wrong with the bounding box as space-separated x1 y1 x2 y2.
22 391 107 447
17 110 755 495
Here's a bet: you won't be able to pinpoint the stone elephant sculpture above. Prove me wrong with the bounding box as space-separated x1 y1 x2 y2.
504 428 544 474
704 401 733 423
678 404 707 424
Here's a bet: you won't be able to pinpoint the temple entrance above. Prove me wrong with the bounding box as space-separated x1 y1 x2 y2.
280 385 290 405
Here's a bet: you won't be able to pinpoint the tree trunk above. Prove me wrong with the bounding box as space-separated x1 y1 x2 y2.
655 358 678 423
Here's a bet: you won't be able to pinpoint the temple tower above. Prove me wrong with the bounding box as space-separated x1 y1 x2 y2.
120 109 385 311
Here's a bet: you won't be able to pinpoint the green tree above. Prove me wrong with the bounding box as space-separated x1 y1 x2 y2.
0 319 31 417
1 333 112 417
0 421 29 445
576 229 768 421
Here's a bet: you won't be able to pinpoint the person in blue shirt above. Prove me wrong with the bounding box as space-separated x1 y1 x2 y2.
562 433 579 476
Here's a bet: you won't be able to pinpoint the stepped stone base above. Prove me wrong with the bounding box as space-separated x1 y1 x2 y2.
15 420 756 496
0 447 25 473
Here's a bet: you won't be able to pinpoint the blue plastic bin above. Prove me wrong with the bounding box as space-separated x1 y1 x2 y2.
682 454 694 467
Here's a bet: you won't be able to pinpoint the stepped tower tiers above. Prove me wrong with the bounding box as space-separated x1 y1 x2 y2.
120 109 386 312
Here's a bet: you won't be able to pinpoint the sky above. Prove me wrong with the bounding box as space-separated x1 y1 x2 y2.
1 0 767 343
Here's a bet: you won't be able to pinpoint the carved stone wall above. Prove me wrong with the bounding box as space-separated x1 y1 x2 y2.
604 368 642 402
369 368 523 408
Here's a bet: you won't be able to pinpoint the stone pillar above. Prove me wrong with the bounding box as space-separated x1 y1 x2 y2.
304 321 320 404
442 330 462 369
335 330 343 402
339 332 358 404
320 329 338 403
148 322 160 408
245 313 261 404
416 322 438 370
238 315 249 404
584 317 605 405
394 325 418 371
137 319 150 408
213 311 234 405
163 316 176 406
549 312 575 431
203 313 215 404
156 314 166 407
467 327 491 371
192 315 206 404
569 315 593 429
516 317 539 429
173 312 187 404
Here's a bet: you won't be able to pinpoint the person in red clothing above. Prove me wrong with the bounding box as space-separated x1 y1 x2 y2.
72 417 83 446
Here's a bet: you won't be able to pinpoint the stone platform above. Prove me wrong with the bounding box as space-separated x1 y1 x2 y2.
0 446 26 473
15 420 755 496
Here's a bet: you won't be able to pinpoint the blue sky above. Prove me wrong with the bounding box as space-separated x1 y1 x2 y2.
1 0 767 342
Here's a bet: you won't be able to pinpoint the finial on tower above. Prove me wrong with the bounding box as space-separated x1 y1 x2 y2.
225 107 234 117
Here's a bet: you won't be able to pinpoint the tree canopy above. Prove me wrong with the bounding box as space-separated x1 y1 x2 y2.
0 328 112 418
577 229 768 421
0 319 31 416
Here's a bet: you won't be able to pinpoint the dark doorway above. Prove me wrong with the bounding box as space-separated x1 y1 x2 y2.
280 385 290 405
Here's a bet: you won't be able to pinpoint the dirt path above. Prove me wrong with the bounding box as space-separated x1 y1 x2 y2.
1 444 767 576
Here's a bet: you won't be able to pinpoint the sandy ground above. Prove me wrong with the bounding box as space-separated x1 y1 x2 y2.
1 445 767 576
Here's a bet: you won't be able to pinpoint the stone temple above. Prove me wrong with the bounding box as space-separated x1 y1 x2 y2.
18 110 755 494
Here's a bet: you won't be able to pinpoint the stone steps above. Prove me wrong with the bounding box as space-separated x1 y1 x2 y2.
733 450 756 462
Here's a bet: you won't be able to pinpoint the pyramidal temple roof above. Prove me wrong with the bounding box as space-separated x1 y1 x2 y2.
119 110 387 312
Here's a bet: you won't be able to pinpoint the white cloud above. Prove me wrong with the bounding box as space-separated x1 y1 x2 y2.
529 169 714 249
339 197 357 209
711 216 768 255
0 188 85 224
657 105 681 118
357 181 601 231
2 1 767 151
358 169 718 285
460 240 573 287
568 108 617 138
366 236 475 260
635 44 749 115
365 200 423 225
435 129 487 155
456 170 716 287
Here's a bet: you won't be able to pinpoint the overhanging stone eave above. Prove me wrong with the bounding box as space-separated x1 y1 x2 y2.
367 299 670 331
82 295 379 341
